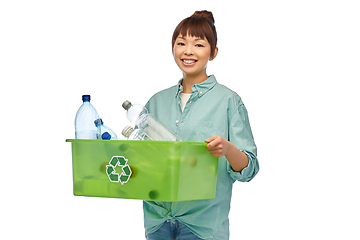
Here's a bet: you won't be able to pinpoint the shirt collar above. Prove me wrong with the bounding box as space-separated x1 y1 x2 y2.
176 75 217 98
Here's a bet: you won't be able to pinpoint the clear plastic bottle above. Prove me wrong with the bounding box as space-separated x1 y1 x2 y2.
121 125 153 140
75 95 101 139
94 119 118 140
122 100 181 141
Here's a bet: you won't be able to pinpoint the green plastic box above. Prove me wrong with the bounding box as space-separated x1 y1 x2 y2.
66 139 218 201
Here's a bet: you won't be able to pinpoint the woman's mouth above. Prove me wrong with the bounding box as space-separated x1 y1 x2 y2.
181 59 197 66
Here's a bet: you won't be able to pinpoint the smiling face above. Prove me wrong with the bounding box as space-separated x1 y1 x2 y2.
173 34 217 79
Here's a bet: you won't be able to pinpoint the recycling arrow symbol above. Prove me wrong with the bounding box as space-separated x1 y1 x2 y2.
106 156 132 185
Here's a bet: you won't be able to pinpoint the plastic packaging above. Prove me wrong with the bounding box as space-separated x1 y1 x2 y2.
122 100 181 141
94 119 118 140
75 95 101 139
122 125 153 140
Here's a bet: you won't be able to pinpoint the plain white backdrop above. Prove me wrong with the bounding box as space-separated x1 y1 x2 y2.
1 0 359 239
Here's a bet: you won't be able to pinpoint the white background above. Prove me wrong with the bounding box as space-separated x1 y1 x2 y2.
1 0 359 239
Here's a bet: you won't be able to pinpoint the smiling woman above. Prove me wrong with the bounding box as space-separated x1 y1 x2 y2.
144 10 259 240
172 11 217 59
172 34 216 88
171 11 219 92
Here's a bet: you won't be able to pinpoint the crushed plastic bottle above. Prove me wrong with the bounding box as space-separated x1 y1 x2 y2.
75 95 101 139
122 100 181 141
94 118 118 140
121 125 153 140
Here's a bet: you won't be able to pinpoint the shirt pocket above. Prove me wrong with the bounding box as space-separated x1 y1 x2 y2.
193 120 227 141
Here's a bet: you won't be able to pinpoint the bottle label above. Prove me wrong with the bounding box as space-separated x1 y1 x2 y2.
75 130 98 139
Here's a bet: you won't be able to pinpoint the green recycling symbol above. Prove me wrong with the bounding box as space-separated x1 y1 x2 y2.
106 156 132 185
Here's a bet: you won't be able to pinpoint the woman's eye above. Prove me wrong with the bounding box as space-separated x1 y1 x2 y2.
177 42 185 46
195 44 204 47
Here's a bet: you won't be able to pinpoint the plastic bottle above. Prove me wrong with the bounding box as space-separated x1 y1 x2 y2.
94 119 118 140
75 95 101 139
121 125 153 141
122 100 181 141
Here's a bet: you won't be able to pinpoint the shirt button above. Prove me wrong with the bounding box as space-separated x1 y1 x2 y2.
175 120 179 124
199 91 203 95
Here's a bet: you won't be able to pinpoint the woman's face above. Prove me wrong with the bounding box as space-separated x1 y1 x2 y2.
173 34 215 78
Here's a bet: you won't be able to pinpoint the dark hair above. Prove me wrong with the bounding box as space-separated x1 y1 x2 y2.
172 10 217 58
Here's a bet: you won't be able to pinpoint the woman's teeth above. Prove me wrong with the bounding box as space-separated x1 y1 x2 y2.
183 59 196 63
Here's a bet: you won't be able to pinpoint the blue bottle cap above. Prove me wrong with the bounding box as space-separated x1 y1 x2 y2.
94 118 103 127
82 95 91 102
102 132 111 140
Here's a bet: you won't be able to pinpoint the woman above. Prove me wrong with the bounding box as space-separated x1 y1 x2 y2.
144 10 259 240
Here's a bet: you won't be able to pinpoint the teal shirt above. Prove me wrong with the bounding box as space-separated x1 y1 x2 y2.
143 75 259 239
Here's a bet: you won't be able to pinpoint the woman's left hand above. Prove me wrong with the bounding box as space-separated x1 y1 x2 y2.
204 135 231 158
205 135 249 172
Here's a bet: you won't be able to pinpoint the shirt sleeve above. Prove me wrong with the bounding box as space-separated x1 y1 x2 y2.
227 100 259 182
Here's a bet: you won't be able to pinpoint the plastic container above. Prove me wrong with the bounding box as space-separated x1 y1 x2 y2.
122 125 152 140
66 139 218 201
122 100 181 141
94 119 118 140
75 95 101 139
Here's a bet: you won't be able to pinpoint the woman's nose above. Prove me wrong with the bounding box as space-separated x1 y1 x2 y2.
184 45 193 55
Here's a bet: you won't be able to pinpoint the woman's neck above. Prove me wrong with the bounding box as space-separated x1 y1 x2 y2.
182 72 208 93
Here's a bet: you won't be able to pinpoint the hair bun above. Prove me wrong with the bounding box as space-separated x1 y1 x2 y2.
191 10 215 24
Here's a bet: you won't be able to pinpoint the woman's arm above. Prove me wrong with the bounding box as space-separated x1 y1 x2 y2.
205 135 249 172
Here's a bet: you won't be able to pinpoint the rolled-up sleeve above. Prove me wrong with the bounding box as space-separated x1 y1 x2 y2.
227 101 259 182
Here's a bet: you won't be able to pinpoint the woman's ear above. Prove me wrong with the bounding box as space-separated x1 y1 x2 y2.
210 47 218 61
